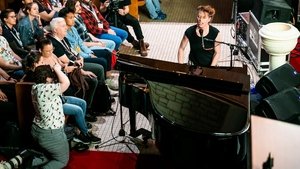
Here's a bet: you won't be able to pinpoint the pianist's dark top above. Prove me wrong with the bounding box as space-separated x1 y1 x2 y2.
185 25 219 67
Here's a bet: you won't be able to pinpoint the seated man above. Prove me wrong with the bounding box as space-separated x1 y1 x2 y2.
100 0 149 56
65 0 116 53
58 7 111 74
79 0 128 51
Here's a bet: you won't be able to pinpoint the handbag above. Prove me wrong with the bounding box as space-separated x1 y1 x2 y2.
68 68 89 98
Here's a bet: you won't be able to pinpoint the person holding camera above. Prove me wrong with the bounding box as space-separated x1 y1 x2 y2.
31 64 70 169
100 0 149 56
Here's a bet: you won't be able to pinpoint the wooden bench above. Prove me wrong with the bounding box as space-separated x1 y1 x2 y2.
15 82 35 146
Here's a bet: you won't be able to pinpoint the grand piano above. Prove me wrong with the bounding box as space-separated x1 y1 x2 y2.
116 53 251 169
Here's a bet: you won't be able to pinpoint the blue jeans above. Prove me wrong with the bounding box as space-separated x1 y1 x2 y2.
89 39 116 52
96 26 128 50
31 124 69 169
145 0 162 19
63 96 88 134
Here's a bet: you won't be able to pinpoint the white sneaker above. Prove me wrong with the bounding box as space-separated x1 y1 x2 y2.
105 77 119 91
107 85 119 97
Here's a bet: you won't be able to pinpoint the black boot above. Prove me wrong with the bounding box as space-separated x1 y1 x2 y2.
139 39 148 56
131 39 150 50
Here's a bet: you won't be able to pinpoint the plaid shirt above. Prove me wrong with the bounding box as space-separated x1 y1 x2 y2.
80 3 110 35
74 15 92 42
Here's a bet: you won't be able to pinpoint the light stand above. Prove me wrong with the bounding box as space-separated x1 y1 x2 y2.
204 38 246 67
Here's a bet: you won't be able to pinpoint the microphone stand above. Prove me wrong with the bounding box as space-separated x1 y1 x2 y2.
204 38 246 67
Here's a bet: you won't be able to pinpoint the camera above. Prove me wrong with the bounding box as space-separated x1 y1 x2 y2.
110 0 120 12
100 0 120 12
0 149 45 169
0 150 29 169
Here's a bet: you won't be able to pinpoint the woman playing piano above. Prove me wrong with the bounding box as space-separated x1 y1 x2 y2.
177 5 221 67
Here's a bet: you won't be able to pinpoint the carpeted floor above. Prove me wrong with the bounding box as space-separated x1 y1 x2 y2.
65 151 137 169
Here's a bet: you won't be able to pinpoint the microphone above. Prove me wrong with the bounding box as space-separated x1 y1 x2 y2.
203 38 214 42
199 28 204 49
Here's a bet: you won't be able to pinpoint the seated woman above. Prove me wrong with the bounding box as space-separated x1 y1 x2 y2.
0 25 24 80
17 2 45 50
17 0 61 26
177 5 221 67
0 8 31 58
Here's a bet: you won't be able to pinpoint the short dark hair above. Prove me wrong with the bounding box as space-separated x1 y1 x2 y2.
65 0 80 12
58 7 75 18
36 37 53 51
0 8 15 23
33 65 57 84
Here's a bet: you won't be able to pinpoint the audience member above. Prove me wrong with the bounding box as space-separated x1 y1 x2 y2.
17 2 45 50
0 24 24 80
17 0 61 26
31 64 69 169
100 0 149 56
145 0 166 20
65 0 115 52
177 5 221 67
1 8 31 58
79 0 128 51
58 7 111 74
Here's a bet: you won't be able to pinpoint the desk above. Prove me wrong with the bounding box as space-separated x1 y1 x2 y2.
251 115 300 169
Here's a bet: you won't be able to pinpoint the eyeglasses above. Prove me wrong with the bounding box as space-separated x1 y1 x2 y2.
8 15 16 18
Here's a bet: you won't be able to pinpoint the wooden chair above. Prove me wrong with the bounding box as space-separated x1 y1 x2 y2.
15 82 35 147
129 0 146 20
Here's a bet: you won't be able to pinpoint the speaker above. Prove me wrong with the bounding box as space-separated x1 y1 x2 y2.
237 0 254 13
252 0 292 24
255 63 300 98
255 87 300 125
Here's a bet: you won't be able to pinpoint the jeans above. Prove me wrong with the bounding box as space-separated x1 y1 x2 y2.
82 62 104 108
96 26 128 50
89 39 116 52
145 0 161 19
31 124 69 169
84 56 108 73
63 96 88 134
